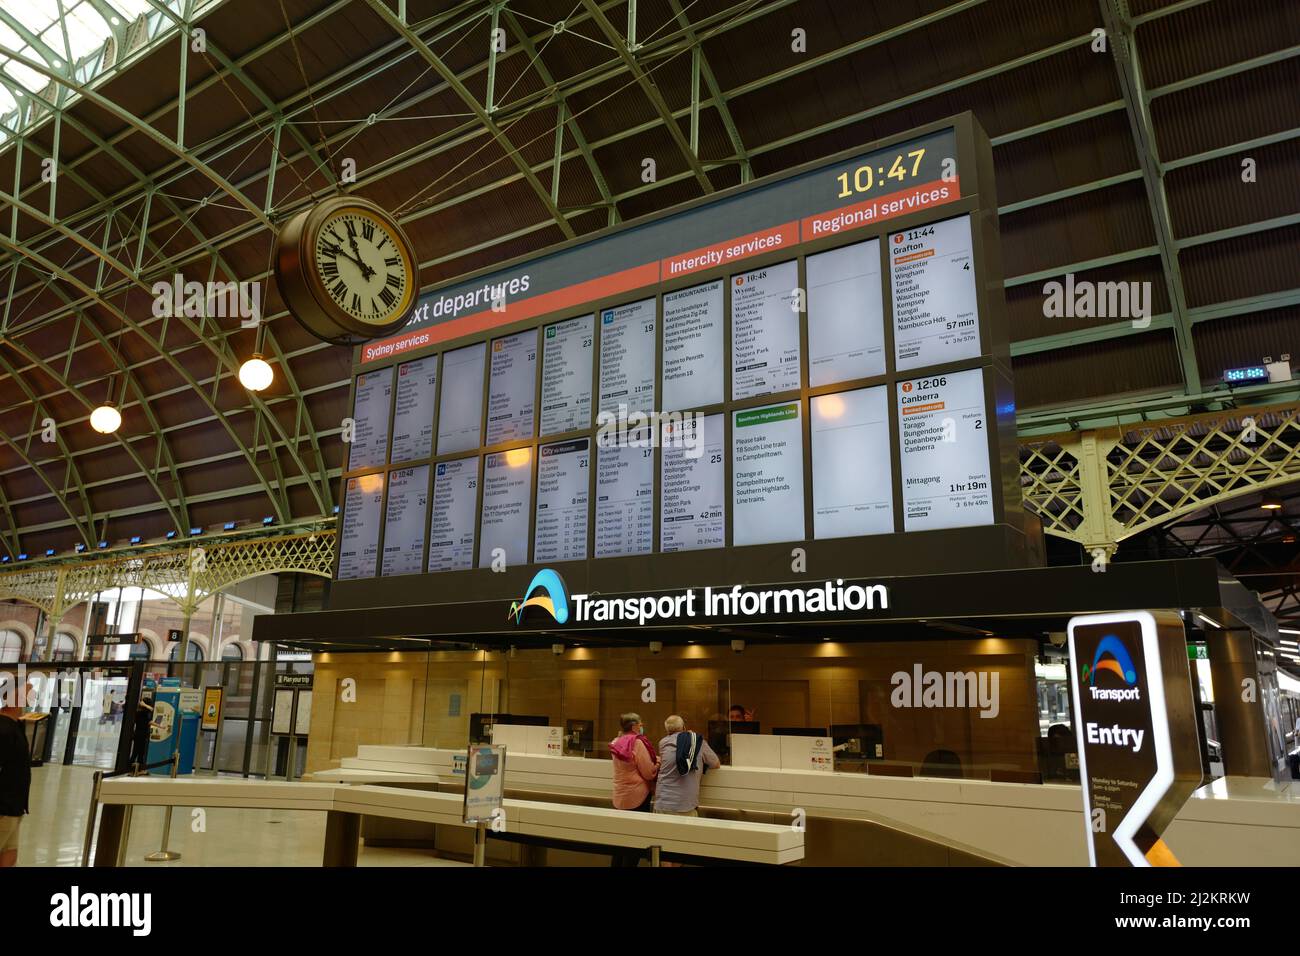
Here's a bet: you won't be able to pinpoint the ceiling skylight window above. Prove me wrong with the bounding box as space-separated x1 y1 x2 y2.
0 0 211 144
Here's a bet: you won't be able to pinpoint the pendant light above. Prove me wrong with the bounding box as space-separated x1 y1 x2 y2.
239 319 273 392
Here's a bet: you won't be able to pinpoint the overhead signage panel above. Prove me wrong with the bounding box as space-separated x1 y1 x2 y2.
361 127 959 362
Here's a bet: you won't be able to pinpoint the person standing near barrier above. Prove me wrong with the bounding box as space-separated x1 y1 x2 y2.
0 673 32 867
609 712 658 867
655 715 719 818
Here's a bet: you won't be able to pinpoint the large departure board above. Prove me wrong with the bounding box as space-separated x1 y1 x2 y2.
540 314 593 435
427 457 478 572
479 449 531 568
381 465 428 576
391 356 437 463
486 329 537 445
595 428 654 558
348 368 393 470
340 117 1018 591
438 342 486 454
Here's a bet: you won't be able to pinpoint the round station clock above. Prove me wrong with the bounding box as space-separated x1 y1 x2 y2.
274 196 418 345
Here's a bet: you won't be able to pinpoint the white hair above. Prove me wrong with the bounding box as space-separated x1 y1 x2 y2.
664 714 685 733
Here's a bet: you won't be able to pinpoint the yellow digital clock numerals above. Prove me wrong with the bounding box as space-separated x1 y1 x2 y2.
835 148 928 199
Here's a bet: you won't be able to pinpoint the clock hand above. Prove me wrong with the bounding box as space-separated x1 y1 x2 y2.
324 242 376 281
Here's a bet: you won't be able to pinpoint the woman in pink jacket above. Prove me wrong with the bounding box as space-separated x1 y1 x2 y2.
610 712 659 811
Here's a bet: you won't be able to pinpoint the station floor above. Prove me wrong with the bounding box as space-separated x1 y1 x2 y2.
18 763 468 867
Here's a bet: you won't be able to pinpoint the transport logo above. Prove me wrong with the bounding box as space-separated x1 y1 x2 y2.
509 568 570 624
1082 634 1138 685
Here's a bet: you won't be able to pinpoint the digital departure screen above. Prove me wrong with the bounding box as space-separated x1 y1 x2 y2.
339 119 1014 586
486 329 537 445
540 314 593 436
479 449 531 568
390 356 437 463
534 439 589 563
732 401 805 546
348 368 393 470
427 457 478 572
438 342 486 454
381 465 428 577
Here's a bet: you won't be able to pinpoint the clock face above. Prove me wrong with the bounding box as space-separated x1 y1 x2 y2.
312 208 414 327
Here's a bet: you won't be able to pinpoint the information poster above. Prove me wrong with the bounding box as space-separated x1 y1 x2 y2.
348 368 393 470
534 439 590 564
390 355 437 463
381 464 429 577
660 414 725 552
599 298 656 415
662 280 723 411
486 329 537 445
595 428 654 558
807 239 885 386
438 342 486 454
479 450 531 568
811 387 893 539
897 367 994 530
540 314 594 435
891 215 980 371
732 402 805 546
731 260 801 400
337 474 384 580
428 458 479 572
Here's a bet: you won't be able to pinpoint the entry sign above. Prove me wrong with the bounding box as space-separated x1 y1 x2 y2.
463 743 506 824
1067 611 1203 866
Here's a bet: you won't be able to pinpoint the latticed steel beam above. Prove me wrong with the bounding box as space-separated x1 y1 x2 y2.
0 523 335 615
1021 402 1300 553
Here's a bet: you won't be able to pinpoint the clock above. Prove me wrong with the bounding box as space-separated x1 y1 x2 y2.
274 196 419 345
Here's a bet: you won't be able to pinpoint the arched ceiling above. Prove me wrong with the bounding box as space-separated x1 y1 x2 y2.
0 0 1296 570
